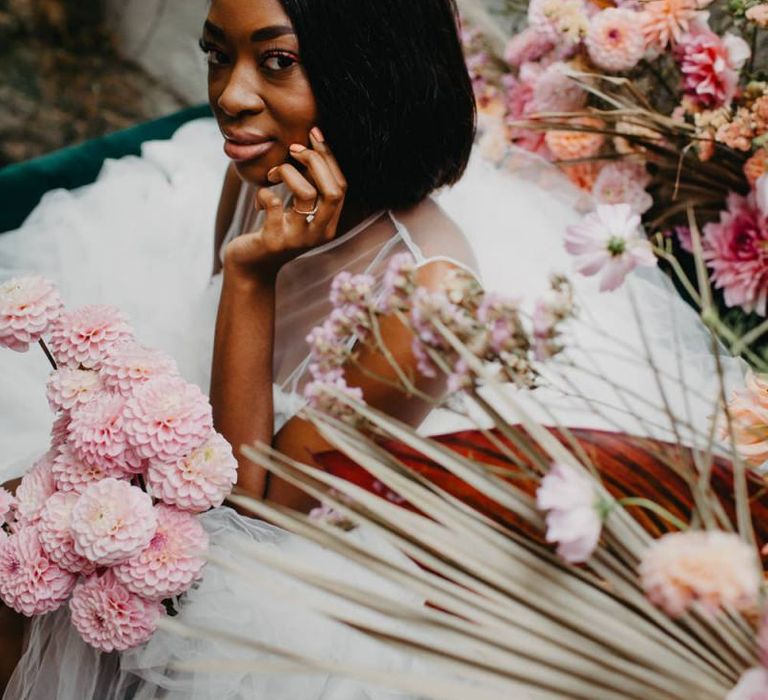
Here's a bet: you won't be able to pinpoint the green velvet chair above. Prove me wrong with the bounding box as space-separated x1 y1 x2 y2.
0 105 212 234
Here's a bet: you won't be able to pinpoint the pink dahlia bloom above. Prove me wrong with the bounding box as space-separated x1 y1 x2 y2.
38 492 95 575
52 441 125 494
46 368 104 413
565 204 657 291
71 478 157 566
703 192 768 315
531 62 588 114
586 8 646 72
642 0 711 50
113 505 208 600
0 487 16 527
676 21 750 109
727 668 768 700
122 376 213 464
0 527 76 616
147 432 236 513
592 161 653 215
70 570 163 652
640 530 759 617
50 412 71 452
537 462 603 563
68 392 144 474
0 275 63 352
48 305 133 370
15 452 57 526
100 341 179 397
504 27 554 67
722 371 768 470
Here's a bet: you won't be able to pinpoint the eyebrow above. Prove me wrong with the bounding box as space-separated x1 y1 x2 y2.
203 20 295 43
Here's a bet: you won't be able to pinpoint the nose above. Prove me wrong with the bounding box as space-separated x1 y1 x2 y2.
217 62 265 118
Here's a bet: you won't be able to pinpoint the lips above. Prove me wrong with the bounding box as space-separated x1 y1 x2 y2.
222 130 275 162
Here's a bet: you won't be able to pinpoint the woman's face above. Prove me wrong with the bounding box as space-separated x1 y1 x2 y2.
202 0 318 185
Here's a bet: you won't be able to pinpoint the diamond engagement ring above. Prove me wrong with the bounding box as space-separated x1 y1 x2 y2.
291 200 319 224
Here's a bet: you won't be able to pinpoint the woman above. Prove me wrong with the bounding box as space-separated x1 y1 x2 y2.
3 0 479 697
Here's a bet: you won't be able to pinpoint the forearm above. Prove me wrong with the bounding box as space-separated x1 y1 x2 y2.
210 268 277 496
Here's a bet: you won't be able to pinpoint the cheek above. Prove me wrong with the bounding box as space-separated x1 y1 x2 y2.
271 85 318 143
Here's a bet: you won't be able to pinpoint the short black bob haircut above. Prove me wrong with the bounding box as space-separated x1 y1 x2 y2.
278 0 476 212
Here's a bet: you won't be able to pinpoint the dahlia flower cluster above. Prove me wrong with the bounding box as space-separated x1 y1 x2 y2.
0 276 237 652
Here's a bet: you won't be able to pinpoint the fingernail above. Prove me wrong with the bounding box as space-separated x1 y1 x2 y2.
289 143 306 153
310 127 325 143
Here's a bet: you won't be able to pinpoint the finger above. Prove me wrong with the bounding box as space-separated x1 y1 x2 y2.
267 163 317 210
309 127 346 190
256 187 284 235
288 145 344 207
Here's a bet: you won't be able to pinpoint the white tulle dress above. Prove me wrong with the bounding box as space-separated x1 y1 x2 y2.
0 118 745 699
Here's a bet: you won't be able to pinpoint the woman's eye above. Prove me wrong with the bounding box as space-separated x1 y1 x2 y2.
199 39 229 66
262 53 298 72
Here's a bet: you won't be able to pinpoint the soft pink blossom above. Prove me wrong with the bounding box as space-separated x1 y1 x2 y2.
642 0 711 50
146 432 236 513
565 204 657 291
503 74 549 156
504 27 555 67
70 478 157 566
48 305 133 370
528 0 589 45
0 488 16 528
531 62 588 114
304 376 364 423
0 275 63 352
537 462 603 563
50 412 71 452
15 453 56 526
378 253 417 314
122 376 213 464
46 368 104 412
592 161 653 214
703 191 768 315
727 668 768 700
113 504 208 600
722 371 768 470
639 530 760 617
0 527 76 616
586 8 646 72
69 570 163 652
100 341 179 396
38 492 96 575
52 442 125 494
329 272 375 310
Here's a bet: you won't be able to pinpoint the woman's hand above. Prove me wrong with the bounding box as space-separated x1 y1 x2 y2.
222 127 347 278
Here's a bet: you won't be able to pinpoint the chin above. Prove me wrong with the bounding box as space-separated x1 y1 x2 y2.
233 161 270 187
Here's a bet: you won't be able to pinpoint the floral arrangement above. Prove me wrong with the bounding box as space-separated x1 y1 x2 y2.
459 0 768 367
0 275 237 652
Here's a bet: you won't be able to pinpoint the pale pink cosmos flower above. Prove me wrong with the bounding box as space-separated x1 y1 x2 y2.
46 368 104 413
565 204 657 291
122 376 213 464
48 304 133 370
592 161 653 215
147 432 236 513
52 442 125 494
586 8 646 72
504 27 555 67
69 570 163 652
100 341 179 397
642 0 712 50
38 491 96 575
537 462 603 563
113 504 209 600
727 668 768 700
0 488 16 528
15 452 56 526
0 275 64 352
640 530 759 617
0 527 76 616
70 478 157 566
703 191 768 315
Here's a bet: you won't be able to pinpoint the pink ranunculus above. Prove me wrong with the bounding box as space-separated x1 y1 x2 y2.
46 368 104 413
537 462 603 563
0 527 76 616
592 161 653 215
113 504 209 600
100 341 179 397
586 8 646 72
675 21 750 109
122 376 213 464
565 204 657 291
0 275 64 352
15 452 57 526
640 530 760 617
727 668 768 700
68 392 144 475
52 442 125 495
0 488 16 528
504 27 555 67
48 304 133 370
69 570 163 652
703 191 768 315
70 478 157 566
146 432 237 513
38 491 96 575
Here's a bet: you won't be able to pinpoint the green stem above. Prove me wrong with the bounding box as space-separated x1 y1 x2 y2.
617 497 689 531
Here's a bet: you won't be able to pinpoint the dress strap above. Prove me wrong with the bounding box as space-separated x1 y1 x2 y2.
387 211 426 264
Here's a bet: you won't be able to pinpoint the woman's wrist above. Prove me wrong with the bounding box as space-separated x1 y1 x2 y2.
222 258 278 290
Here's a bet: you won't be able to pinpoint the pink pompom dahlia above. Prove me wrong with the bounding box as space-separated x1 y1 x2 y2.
68 392 144 474
586 8 646 72
0 275 63 352
147 432 236 513
0 527 76 616
50 412 71 451
100 341 179 397
52 442 125 494
38 492 95 575
46 368 104 412
122 376 213 464
48 304 133 370
69 570 163 652
0 487 16 527
640 530 759 617
703 192 768 315
15 452 57 526
113 505 208 600
70 479 157 566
